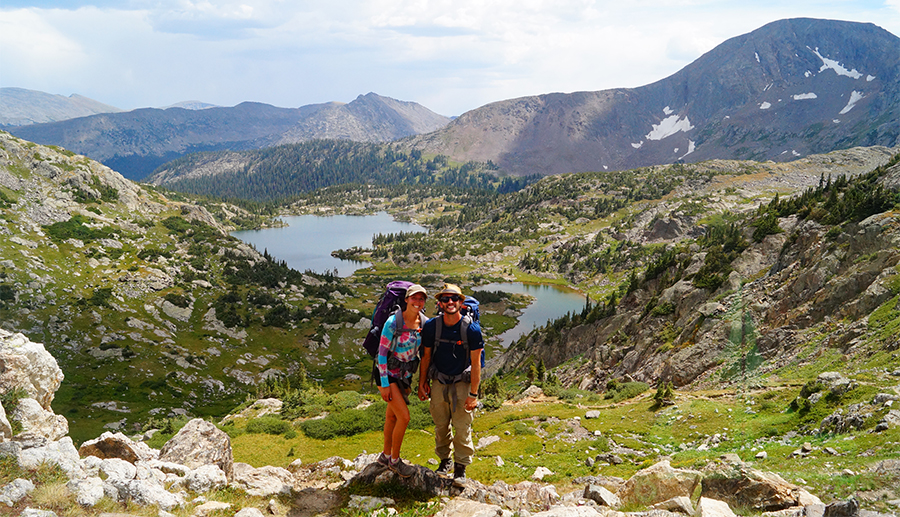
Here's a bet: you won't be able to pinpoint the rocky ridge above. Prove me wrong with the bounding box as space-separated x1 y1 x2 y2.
0 88 124 127
0 131 341 440
487 146 900 396
7 93 451 180
403 18 900 176
2 333 894 517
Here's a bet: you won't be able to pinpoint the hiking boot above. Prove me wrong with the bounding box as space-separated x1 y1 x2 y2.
389 458 417 478
452 462 467 487
435 458 453 478
376 452 390 467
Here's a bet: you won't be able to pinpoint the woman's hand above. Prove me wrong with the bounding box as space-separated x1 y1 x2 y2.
378 385 391 402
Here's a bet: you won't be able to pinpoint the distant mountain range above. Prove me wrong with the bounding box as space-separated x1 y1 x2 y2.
404 18 900 175
5 18 898 182
6 93 451 180
0 87 123 126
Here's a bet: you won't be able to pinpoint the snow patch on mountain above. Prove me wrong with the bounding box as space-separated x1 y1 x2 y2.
645 115 693 141
811 47 863 79
760 102 772 110
680 140 696 160
866 75 876 82
663 106 673 115
632 141 644 149
793 93 818 100
839 91 865 114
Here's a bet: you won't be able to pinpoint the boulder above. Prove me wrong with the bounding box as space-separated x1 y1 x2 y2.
234 508 266 517
701 466 809 512
651 495 695 514
11 398 68 441
476 435 500 449
184 464 228 493
98 457 137 482
194 500 231 516
697 497 737 517
617 460 702 507
583 484 620 507
350 460 460 498
0 330 64 409
231 463 293 496
433 499 511 517
79 431 159 463
158 418 233 480
527 506 606 516
105 477 184 511
823 498 858 517
66 477 104 507
532 467 554 480
19 509 58 517
0 478 35 507
17 437 84 479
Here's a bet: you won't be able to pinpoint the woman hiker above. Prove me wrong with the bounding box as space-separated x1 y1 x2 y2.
375 283 427 477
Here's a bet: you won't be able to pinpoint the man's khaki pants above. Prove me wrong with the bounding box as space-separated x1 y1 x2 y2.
429 381 475 465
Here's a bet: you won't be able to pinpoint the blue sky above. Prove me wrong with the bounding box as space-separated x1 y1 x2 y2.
1 1 898 116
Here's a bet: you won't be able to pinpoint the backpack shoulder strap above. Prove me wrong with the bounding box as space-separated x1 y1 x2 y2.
434 315 443 346
391 307 404 334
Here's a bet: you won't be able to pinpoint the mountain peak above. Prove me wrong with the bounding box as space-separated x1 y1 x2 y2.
0 87 123 127
404 17 900 176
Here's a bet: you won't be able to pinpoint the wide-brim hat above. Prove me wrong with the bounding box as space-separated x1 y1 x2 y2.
406 284 427 298
435 283 463 299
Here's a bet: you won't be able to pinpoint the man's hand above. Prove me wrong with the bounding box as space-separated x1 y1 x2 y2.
418 382 431 401
464 395 477 411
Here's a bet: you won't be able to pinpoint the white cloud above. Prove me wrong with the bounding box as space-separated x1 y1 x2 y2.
1 1 899 116
0 9 88 82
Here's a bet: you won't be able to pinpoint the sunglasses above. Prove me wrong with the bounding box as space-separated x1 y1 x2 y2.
438 294 461 303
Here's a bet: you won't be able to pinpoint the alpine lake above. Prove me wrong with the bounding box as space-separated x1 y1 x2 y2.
232 213 586 347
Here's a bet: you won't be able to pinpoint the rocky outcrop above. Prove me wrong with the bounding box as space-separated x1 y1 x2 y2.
617 460 702 507
158 418 234 480
0 329 64 410
11 398 68 441
499 181 900 392
701 465 822 511
78 431 159 463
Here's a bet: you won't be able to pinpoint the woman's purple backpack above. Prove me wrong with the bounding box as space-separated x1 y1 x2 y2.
362 280 413 357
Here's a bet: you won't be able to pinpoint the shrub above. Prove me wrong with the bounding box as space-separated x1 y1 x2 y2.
0 388 28 434
164 293 191 308
513 422 535 435
299 399 431 440
43 215 113 243
605 381 650 403
282 385 331 419
246 416 292 435
332 390 364 411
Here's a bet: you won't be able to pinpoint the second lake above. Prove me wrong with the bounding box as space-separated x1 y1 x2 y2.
232 213 586 345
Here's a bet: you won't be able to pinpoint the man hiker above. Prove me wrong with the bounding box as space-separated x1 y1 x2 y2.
418 283 483 487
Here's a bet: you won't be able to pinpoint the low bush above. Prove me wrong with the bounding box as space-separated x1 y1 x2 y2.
246 416 292 435
605 381 650 403
299 399 431 440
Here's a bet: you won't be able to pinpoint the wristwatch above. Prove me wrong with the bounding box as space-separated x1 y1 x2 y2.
468 392 478 398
